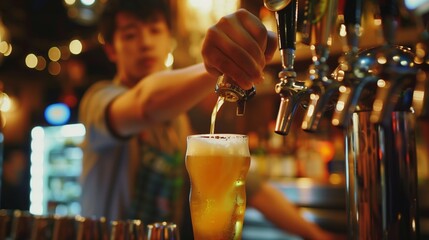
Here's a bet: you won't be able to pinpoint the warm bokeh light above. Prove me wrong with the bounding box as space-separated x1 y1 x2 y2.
64 0 76 5
97 33 105 45
188 0 212 13
48 47 61 61
165 53 174 68
0 41 9 54
377 79 386 88
48 61 61 75
318 141 335 162
35 56 47 71
60 46 71 60
339 24 347 37
3 43 12 56
329 173 344 185
81 0 95 6
25 53 38 68
69 39 83 55
0 93 12 112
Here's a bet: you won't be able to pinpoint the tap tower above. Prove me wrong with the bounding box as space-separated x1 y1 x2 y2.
263 0 427 238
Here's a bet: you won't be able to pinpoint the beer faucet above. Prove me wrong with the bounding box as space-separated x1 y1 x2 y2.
330 0 369 127
215 75 256 116
336 0 420 238
368 0 419 125
264 0 309 135
300 0 340 132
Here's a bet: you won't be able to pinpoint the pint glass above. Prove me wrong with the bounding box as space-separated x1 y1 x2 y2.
185 134 251 240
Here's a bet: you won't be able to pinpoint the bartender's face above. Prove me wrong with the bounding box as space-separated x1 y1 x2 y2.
105 11 172 87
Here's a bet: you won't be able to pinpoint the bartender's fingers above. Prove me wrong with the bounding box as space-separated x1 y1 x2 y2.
220 9 268 69
202 39 255 90
202 25 262 89
202 9 271 89
234 9 277 62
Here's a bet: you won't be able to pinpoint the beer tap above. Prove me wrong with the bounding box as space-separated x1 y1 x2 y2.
264 0 309 135
368 0 419 124
330 0 372 128
300 0 340 132
335 0 420 238
215 75 256 116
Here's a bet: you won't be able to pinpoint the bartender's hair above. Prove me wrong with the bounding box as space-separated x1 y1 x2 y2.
99 0 172 44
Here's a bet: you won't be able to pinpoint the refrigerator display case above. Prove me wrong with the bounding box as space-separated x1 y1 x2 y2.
29 123 85 216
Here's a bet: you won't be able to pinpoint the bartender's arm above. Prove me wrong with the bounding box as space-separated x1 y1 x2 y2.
248 182 345 240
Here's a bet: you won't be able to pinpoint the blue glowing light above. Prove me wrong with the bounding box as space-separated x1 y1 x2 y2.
44 103 71 125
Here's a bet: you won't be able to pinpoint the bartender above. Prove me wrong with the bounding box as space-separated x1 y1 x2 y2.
78 0 343 239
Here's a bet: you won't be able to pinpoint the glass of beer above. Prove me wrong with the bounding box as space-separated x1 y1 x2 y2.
185 134 251 240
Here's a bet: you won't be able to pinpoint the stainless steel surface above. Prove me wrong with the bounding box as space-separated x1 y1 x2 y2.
368 46 418 124
331 46 380 127
346 111 419 239
335 1 421 237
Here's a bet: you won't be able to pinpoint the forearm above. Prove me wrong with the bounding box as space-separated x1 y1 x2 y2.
109 63 217 136
248 182 324 239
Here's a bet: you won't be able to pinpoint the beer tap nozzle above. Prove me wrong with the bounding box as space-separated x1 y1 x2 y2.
300 0 339 132
331 0 366 127
369 0 419 124
266 0 309 135
215 75 256 116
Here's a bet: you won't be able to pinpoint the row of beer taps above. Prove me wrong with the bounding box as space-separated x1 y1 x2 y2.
260 0 428 238
261 0 429 135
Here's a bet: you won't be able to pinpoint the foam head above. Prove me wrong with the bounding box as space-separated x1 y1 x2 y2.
186 134 250 156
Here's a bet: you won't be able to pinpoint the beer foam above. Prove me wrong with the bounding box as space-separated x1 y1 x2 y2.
186 134 250 156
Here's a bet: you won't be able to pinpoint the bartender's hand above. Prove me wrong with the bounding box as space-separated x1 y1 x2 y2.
201 8 277 90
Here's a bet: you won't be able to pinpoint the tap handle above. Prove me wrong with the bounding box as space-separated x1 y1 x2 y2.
342 0 363 53
344 0 363 25
276 0 297 50
378 0 398 19
377 0 399 45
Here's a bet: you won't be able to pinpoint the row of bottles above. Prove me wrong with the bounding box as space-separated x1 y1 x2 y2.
0 209 179 240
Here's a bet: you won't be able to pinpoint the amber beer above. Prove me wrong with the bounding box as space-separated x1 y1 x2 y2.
186 134 251 240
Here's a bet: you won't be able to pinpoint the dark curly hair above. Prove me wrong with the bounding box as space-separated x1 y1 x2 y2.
99 0 172 44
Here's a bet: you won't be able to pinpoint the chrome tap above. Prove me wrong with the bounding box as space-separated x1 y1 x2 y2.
331 0 366 127
300 0 340 132
215 75 256 116
368 0 419 124
264 0 309 135
335 0 421 238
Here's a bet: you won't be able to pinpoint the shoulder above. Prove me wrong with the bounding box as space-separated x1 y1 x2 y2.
80 80 127 111
83 80 126 98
